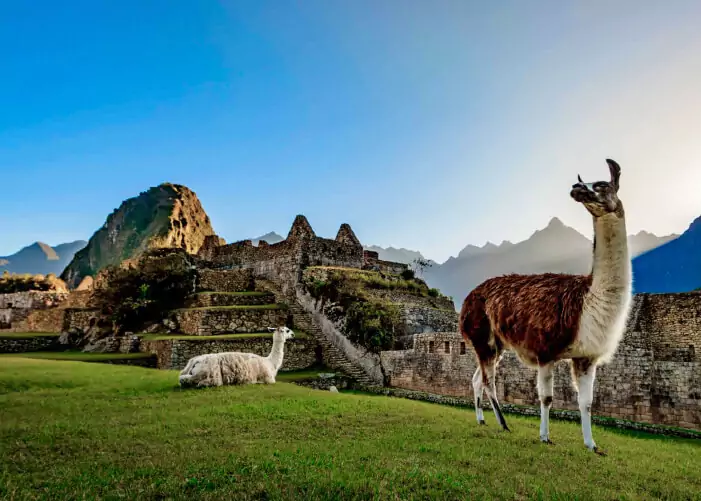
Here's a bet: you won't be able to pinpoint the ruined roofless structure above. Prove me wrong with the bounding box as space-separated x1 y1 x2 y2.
197 215 408 297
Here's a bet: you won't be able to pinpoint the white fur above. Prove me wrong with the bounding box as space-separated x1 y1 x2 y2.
567 213 633 363
577 365 597 450
537 364 554 442
178 327 294 388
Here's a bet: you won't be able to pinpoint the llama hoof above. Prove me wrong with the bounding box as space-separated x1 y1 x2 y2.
592 447 607 456
540 438 555 445
478 420 486 426
500 425 511 433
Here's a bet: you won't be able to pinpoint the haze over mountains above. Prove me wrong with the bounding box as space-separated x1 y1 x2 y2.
1 214 688 300
370 217 678 307
0 241 87 276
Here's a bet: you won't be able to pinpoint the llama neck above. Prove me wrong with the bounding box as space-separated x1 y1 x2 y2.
267 338 286 372
590 211 631 293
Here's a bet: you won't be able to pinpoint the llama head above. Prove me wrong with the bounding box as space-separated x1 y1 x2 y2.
570 158 623 218
267 326 295 342
178 357 207 388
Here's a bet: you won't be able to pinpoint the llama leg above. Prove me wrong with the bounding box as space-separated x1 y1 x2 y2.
472 367 486 425
573 358 603 454
537 363 554 444
483 358 510 432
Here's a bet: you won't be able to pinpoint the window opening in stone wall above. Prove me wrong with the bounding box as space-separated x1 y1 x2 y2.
444 341 450 353
460 342 466 354
428 341 434 353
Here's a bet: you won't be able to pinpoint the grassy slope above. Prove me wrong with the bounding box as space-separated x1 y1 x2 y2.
0 359 699 501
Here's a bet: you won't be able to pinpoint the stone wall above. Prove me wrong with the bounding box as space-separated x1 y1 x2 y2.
0 335 60 353
141 336 321 371
381 294 701 430
63 308 101 333
187 292 275 308
399 305 458 336
198 269 254 292
170 307 288 336
0 290 95 333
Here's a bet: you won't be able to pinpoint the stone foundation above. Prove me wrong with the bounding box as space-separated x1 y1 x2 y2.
0 335 60 353
170 307 288 335
141 336 321 370
381 319 701 431
198 269 254 292
186 292 275 308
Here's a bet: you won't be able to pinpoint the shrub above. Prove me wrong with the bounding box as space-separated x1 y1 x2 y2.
428 288 440 298
0 273 67 293
92 249 197 333
343 301 400 354
400 269 415 281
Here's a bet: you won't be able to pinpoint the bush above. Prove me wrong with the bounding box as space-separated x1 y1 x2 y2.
0 273 67 293
427 288 440 297
400 269 415 281
343 301 400 354
92 249 197 333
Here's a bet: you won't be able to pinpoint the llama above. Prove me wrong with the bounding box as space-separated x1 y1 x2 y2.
459 159 632 454
178 326 295 388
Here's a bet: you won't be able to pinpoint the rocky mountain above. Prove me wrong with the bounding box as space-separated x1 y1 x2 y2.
250 232 284 245
632 216 701 293
424 217 677 308
61 183 215 288
0 240 87 275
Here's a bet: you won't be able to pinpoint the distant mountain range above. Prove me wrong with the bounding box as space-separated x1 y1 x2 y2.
250 232 284 245
632 215 701 293
0 241 87 276
3 215 692 298
371 217 679 307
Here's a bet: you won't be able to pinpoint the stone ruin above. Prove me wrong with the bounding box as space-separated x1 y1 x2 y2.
1 214 699 433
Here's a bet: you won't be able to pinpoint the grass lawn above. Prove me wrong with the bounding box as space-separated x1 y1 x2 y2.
0 351 154 361
0 332 60 338
140 332 310 341
0 359 699 500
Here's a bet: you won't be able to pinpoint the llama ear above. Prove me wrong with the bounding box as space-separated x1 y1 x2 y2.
577 174 583 184
267 327 275 332
606 159 621 192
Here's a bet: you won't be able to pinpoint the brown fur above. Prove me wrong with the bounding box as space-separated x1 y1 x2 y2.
459 273 592 367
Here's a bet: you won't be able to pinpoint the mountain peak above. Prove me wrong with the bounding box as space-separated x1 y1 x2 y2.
546 217 565 229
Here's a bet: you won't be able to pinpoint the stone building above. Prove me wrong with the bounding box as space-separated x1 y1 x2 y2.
380 293 701 431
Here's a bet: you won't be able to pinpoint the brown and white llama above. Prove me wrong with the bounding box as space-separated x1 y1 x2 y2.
459 159 632 454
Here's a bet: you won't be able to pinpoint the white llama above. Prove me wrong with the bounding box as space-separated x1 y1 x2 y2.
178 326 295 388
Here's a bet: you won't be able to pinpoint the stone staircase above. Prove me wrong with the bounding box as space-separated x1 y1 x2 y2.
256 279 377 385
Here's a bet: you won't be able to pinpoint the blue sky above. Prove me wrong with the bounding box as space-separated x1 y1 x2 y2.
1 1 700 262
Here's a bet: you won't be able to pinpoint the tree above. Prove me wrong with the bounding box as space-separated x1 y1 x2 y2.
410 257 432 278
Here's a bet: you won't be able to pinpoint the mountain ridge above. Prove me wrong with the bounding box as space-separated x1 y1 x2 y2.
0 240 87 276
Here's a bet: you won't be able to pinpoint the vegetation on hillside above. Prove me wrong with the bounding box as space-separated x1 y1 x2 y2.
0 358 699 500
0 271 67 293
92 248 197 334
61 183 215 288
303 267 449 353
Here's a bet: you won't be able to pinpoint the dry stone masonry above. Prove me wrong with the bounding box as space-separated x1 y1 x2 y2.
381 293 701 431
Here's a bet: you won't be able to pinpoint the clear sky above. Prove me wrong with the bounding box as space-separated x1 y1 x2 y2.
1 1 700 262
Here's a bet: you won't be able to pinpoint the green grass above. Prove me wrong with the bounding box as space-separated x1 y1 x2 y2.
0 351 154 361
0 332 60 339
276 366 334 382
0 359 699 500
196 291 271 296
141 332 310 341
173 303 287 312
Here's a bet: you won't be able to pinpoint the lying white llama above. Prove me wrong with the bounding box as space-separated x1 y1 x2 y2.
178 326 295 388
